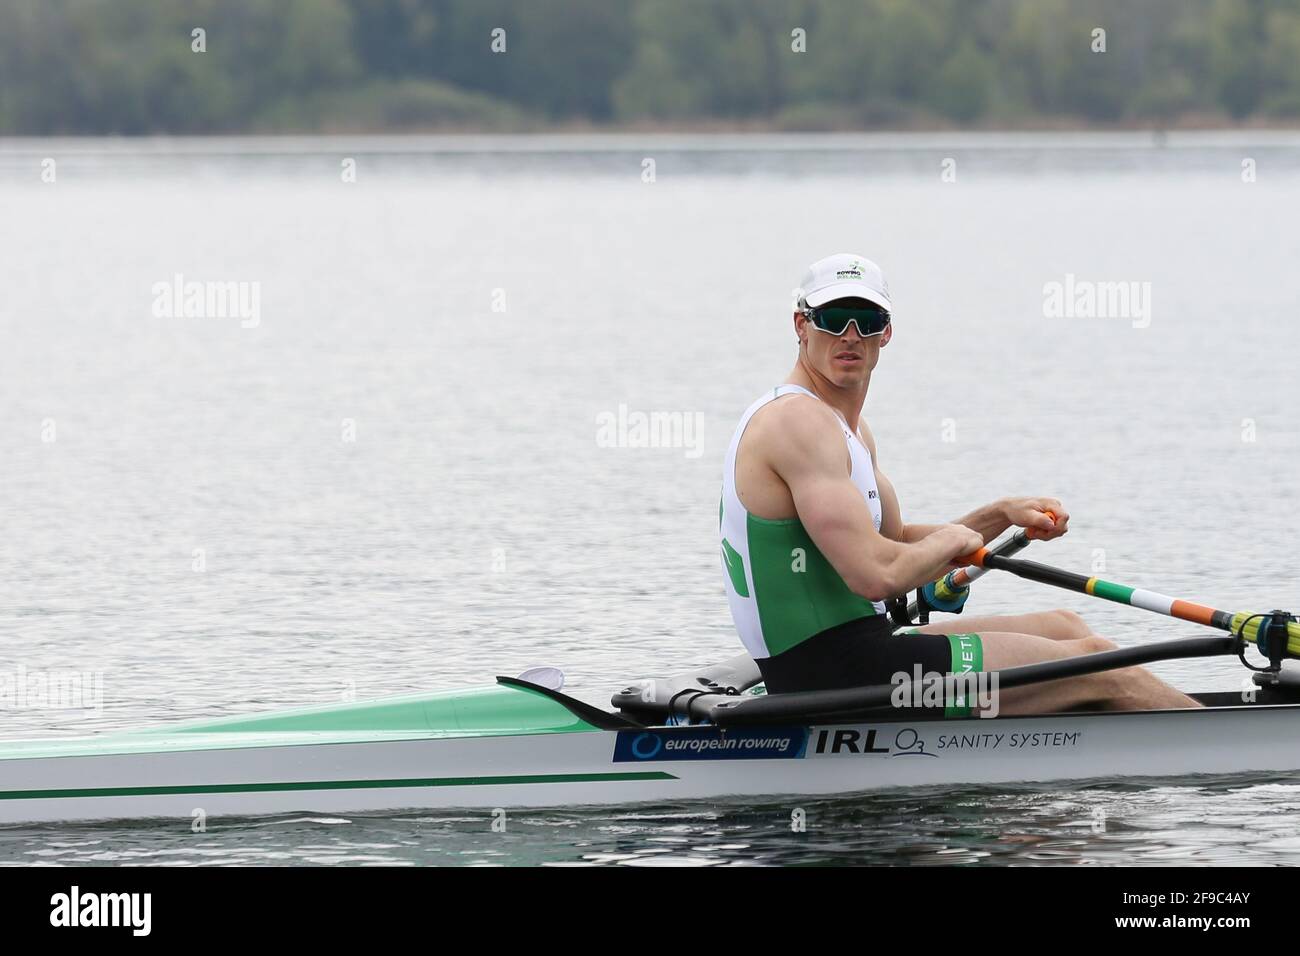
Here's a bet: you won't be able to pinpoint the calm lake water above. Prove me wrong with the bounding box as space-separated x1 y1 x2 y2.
1 132 1298 865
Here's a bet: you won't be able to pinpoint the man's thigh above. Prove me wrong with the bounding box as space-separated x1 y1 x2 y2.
907 610 1090 642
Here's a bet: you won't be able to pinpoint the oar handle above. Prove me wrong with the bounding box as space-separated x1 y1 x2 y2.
958 510 1057 571
906 528 1031 620
938 532 1023 596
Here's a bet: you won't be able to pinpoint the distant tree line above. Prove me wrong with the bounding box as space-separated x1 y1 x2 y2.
2 0 1298 134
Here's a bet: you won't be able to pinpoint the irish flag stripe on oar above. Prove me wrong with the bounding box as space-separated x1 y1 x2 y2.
1169 600 1223 627
1082 578 1229 626
1086 578 1137 604
967 551 1300 657
1082 576 1258 630
1083 578 1177 615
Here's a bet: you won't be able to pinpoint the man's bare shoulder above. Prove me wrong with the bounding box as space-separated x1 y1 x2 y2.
746 393 844 466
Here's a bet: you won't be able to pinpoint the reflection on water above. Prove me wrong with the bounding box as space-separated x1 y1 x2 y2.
3 774 1300 866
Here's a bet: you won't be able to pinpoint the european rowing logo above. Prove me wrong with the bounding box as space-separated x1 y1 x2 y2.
613 727 807 762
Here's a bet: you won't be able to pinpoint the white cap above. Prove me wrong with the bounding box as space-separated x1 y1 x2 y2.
798 253 892 311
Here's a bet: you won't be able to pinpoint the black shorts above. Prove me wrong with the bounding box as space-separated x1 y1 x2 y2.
757 616 984 716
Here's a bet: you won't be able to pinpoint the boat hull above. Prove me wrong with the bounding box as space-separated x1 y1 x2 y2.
2 702 1299 824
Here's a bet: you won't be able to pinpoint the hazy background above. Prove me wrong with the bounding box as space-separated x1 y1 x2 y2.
4 0 1300 135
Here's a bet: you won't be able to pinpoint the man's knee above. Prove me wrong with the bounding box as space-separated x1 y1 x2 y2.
1077 633 1118 654
1049 608 1094 640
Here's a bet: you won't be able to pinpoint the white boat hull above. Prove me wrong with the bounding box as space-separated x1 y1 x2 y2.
3 703 1298 824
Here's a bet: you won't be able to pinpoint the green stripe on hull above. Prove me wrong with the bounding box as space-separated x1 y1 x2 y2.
0 771 678 803
158 682 600 736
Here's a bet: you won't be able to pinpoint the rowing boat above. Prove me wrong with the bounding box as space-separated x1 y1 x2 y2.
1 649 1299 825
2 538 1297 825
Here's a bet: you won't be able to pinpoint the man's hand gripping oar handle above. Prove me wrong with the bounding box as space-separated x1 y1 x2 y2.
904 524 1039 623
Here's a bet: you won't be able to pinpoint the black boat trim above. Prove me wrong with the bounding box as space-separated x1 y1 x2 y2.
495 676 644 731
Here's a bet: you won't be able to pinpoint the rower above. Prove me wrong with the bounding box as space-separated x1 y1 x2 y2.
718 253 1199 715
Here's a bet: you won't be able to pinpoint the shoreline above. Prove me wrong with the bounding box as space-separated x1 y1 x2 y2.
4 127 1300 152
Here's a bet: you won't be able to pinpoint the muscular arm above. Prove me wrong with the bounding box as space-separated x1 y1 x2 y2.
765 399 979 602
897 501 1012 544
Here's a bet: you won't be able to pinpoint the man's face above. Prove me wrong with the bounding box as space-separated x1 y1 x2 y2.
795 307 891 388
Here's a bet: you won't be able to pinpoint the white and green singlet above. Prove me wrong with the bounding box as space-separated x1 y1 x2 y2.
720 384 885 661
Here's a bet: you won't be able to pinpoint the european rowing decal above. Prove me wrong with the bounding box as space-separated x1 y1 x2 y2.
614 727 807 762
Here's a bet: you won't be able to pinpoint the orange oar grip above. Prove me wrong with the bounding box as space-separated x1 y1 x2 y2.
1024 509 1059 541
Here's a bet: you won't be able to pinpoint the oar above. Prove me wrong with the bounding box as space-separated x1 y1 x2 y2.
704 634 1238 725
906 528 1032 621
962 549 1300 658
